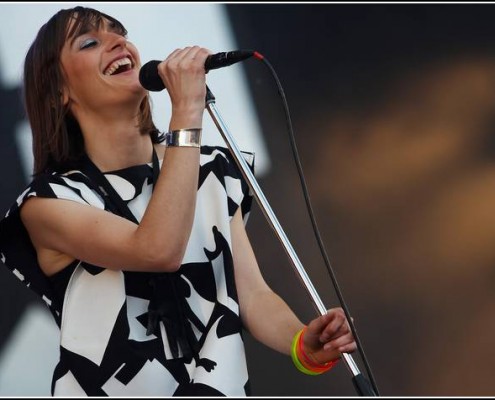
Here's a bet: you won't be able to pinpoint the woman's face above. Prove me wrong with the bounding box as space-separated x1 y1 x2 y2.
59 15 145 116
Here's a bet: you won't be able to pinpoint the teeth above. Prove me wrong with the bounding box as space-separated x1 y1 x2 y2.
104 57 132 76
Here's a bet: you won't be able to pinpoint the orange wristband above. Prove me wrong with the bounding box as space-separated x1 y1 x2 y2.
298 326 339 372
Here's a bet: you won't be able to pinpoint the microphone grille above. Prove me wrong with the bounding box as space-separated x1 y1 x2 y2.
139 60 165 92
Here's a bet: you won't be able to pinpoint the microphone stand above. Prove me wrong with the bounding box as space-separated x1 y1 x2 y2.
204 86 377 396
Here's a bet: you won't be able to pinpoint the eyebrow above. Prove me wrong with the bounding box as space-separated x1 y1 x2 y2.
67 20 95 47
67 17 123 48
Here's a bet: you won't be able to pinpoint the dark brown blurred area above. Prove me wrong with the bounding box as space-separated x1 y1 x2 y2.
227 3 495 396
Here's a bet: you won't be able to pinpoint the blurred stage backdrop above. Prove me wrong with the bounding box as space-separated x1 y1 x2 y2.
2 2 495 396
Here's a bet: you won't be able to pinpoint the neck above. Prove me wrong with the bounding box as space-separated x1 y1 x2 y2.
79 114 154 172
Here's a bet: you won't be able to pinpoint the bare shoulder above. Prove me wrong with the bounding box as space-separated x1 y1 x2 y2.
20 196 83 229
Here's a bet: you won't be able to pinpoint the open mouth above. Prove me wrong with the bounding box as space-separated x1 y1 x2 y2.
104 57 133 76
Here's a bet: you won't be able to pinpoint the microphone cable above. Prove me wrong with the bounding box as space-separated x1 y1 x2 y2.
250 51 381 396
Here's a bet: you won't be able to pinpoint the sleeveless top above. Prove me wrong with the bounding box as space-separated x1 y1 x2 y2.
0 145 255 396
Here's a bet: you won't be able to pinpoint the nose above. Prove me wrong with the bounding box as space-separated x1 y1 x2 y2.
106 32 127 52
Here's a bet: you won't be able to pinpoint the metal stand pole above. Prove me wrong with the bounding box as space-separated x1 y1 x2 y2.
205 87 376 396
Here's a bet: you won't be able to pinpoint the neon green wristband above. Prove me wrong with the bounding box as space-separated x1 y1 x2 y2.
291 328 322 376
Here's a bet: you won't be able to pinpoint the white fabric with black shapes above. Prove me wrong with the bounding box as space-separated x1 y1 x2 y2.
0 145 254 396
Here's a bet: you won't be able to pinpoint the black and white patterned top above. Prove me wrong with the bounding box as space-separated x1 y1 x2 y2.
0 145 254 396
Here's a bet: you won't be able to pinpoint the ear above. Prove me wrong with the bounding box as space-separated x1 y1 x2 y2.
60 86 70 106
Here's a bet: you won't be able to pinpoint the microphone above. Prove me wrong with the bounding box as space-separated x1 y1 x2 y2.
139 50 255 92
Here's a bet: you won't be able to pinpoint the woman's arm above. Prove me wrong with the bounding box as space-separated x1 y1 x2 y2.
21 46 211 276
231 208 356 362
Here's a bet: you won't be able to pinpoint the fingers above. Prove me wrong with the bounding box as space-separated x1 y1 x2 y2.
156 46 212 120
163 46 211 71
323 330 357 353
321 312 350 342
156 46 211 88
307 307 346 340
306 307 356 353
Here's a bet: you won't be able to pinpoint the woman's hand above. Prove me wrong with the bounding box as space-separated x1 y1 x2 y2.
302 307 357 365
156 46 211 129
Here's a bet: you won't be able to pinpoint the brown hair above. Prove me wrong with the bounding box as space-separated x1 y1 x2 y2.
24 6 160 175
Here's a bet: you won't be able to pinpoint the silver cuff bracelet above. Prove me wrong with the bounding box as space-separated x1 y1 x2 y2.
165 128 202 148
